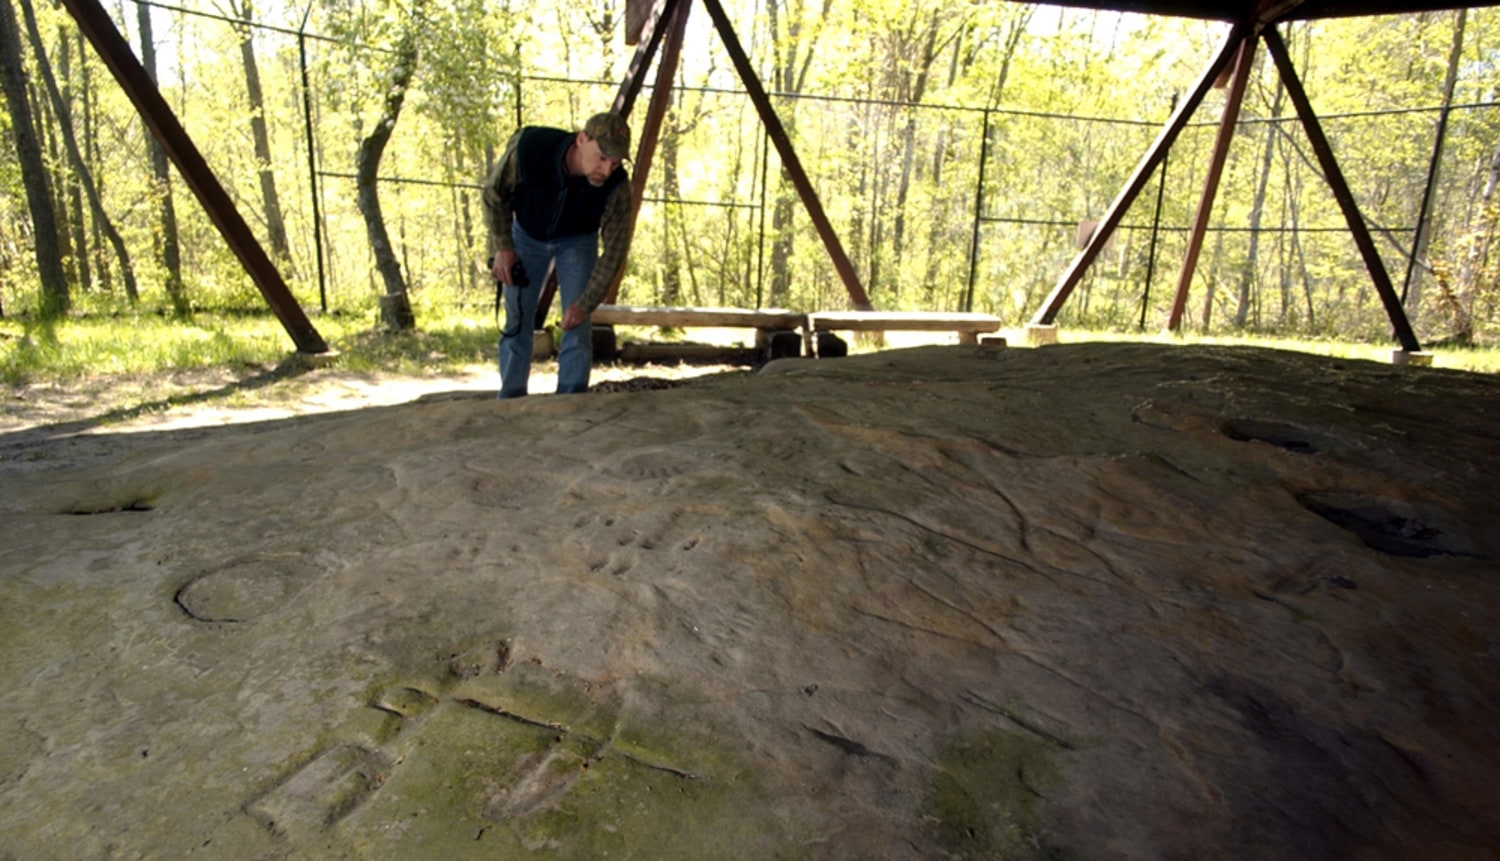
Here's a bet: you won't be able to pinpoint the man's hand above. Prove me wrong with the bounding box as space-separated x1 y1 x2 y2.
561 302 589 330
491 249 519 285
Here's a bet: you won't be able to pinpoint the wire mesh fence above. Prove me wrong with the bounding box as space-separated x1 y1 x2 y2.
13 0 1497 340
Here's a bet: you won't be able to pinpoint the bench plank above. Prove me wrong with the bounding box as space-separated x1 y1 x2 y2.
807 311 1002 333
593 304 806 330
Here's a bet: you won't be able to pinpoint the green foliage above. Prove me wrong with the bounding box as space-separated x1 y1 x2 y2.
1 1 1497 346
5 310 1497 390
0 304 499 384
0 312 294 382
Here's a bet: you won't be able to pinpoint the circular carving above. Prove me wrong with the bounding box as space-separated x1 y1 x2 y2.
174 557 318 623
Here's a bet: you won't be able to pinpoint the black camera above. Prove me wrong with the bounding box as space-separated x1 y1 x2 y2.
486 255 529 287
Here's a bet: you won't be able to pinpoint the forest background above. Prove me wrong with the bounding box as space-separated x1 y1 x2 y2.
1 0 1498 355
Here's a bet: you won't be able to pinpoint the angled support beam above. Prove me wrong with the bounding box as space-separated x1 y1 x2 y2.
57 0 327 354
543 0 687 319
605 0 690 304
698 0 872 310
524 0 679 321
1168 29 1258 330
1262 26 1420 352
1030 22 1253 327
613 0 681 118
628 0 689 216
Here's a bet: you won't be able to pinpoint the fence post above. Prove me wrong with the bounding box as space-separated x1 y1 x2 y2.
1140 92 1176 330
298 4 327 313
963 108 991 314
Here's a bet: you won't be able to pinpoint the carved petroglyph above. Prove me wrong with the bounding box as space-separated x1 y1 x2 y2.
173 555 322 623
1298 491 1485 558
246 744 392 841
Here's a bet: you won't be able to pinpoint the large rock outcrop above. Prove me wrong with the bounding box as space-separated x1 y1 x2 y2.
2 343 1497 859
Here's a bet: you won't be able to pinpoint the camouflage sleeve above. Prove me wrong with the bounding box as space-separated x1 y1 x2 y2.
482 131 522 254
579 179 635 312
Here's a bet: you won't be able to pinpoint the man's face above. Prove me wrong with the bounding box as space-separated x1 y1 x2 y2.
578 133 624 187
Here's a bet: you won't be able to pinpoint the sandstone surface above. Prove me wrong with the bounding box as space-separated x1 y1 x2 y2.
2 342 1498 859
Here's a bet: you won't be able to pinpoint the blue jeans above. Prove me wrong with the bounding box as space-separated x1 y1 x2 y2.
498 225 598 398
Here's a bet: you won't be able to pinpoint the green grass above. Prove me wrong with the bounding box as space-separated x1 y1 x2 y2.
1042 328 1500 373
3 309 1497 386
0 308 499 385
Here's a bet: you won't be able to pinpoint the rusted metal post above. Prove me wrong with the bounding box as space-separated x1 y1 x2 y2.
58 0 327 354
1029 22 1251 328
604 0 690 304
699 0 872 310
963 108 991 314
1141 93 1177 330
628 0 688 212
613 0 680 118
535 0 677 322
297 10 327 314
1167 30 1257 332
1262 26 1421 353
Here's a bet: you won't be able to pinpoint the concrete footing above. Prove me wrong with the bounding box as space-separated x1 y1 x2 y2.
1024 324 1059 346
1391 350 1434 367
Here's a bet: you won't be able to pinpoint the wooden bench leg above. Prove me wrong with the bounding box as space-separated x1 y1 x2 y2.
757 329 802 361
592 325 618 361
816 331 848 358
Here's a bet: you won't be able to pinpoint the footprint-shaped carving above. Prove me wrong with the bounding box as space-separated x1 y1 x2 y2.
446 638 513 681
610 450 692 481
1222 417 1321 454
1297 491 1485 558
483 743 593 821
247 744 392 841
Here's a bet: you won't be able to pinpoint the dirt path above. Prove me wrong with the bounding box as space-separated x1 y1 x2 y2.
1 364 493 437
3 360 751 435
0 359 743 474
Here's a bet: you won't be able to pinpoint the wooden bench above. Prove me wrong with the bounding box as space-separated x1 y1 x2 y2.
590 305 1005 361
806 311 1004 345
592 304 806 331
591 304 808 361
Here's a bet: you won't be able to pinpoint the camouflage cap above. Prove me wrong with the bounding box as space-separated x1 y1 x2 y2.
583 112 631 160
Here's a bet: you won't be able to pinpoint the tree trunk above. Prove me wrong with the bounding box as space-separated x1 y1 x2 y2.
230 0 292 268
660 110 684 305
66 29 95 293
443 129 471 297
18 0 139 301
33 72 77 290
138 1 187 314
889 11 943 306
0 0 68 315
1201 219 1226 331
763 0 833 309
55 29 91 293
79 27 111 293
1452 136 1500 341
1237 69 1282 329
357 23 418 330
1406 8 1467 325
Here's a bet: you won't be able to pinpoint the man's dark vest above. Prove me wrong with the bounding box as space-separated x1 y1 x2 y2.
512 127 627 241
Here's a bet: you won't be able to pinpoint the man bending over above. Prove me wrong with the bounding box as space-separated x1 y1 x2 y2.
482 111 633 398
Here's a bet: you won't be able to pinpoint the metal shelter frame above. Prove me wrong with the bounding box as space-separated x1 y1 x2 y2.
56 0 329 354
529 0 874 327
1026 13 1431 351
55 0 1499 353
1023 0 1499 352
56 0 878 346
